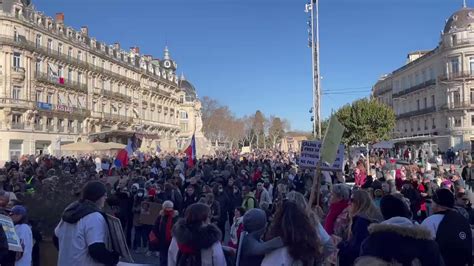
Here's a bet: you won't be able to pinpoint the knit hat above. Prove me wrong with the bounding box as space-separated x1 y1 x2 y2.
81 181 107 202
10 205 27 217
433 188 455 208
131 183 139 190
380 194 411 220
163 200 174 209
243 208 267 233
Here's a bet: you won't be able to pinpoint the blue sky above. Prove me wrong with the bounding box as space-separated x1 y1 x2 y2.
34 0 464 131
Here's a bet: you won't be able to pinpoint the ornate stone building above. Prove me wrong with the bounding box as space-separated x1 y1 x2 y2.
0 0 203 162
373 4 474 153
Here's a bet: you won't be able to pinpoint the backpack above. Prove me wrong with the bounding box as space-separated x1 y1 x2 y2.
436 210 472 266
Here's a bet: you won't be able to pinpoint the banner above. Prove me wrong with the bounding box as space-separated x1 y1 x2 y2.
299 140 344 171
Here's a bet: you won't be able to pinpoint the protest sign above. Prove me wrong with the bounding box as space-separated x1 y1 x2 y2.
299 140 344 171
106 215 133 263
320 115 345 165
0 215 22 252
139 202 162 226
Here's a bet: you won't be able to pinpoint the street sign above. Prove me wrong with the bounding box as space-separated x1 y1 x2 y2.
299 140 344 171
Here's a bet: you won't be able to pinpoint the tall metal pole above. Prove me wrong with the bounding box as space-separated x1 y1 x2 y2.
306 0 321 139
315 0 321 139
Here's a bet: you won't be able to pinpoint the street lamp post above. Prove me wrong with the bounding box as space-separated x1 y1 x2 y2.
306 0 321 139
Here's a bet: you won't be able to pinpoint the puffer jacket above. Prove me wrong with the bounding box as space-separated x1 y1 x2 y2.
168 219 226 266
360 217 444 265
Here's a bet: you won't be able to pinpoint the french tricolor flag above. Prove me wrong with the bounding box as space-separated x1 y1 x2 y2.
114 137 135 168
184 134 196 167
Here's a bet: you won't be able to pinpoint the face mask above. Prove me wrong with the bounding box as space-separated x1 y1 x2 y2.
138 193 143 197
218 188 224 193
233 189 238 193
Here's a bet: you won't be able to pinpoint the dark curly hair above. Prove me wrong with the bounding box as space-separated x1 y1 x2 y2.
266 200 323 265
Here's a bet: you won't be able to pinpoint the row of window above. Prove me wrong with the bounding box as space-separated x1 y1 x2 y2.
12 113 82 129
394 67 436 92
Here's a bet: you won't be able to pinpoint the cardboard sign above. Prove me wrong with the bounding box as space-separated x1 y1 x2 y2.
106 214 133 263
139 202 162 226
0 215 22 252
320 115 345 165
299 140 344 171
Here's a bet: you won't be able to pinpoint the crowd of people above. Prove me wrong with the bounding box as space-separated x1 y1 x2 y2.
0 148 472 265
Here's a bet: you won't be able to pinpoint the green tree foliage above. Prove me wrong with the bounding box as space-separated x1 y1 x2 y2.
335 98 395 146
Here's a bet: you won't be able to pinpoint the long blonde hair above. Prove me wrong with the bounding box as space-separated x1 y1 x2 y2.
350 190 382 221
348 190 383 237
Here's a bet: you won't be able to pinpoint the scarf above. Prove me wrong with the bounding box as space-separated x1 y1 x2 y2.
324 199 349 235
164 210 174 242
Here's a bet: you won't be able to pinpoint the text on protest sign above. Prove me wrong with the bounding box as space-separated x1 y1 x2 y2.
299 140 344 171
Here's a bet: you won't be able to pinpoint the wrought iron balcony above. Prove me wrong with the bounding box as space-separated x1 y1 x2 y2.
11 123 24 129
393 79 436 98
439 71 474 81
397 106 436 119
35 72 88 94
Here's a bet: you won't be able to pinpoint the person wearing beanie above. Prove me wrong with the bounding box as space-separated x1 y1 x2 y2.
54 181 119 266
235 208 283 266
10 205 32 266
149 200 178 265
360 194 443 265
421 188 472 266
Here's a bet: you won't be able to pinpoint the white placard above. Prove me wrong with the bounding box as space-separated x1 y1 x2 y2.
299 140 344 171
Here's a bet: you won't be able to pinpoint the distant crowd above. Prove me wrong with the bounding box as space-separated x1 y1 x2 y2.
0 147 471 265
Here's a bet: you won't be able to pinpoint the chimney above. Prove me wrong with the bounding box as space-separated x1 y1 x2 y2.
113 42 120 50
80 26 89 36
130 46 140 54
56 13 64 24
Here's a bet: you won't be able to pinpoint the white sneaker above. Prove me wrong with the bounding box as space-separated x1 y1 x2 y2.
145 251 152 257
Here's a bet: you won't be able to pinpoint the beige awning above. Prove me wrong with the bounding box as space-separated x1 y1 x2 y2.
60 141 124 151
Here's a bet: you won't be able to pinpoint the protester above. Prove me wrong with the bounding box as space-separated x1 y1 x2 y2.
10 205 32 266
360 194 443 265
168 203 226 265
337 189 383 266
241 186 256 211
228 207 245 249
54 181 119 265
285 191 334 256
235 208 283 266
324 184 351 238
421 188 472 266
262 200 323 265
149 200 178 265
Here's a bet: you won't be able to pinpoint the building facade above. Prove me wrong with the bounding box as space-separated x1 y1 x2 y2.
373 5 474 153
0 0 203 162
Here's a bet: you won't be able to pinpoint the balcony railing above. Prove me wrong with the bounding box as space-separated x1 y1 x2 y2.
0 98 34 109
11 123 24 129
444 37 474 48
397 106 436 119
393 79 436 98
102 113 134 123
439 71 474 81
45 125 55 132
34 124 43 131
58 126 64 132
35 72 88 94
77 126 83 134
441 101 474 110
98 89 132 103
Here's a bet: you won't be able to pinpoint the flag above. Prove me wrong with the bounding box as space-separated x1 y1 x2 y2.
48 63 59 82
114 137 136 168
184 134 196 167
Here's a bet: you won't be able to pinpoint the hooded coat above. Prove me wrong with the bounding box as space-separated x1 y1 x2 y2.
360 217 444 265
167 219 226 266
